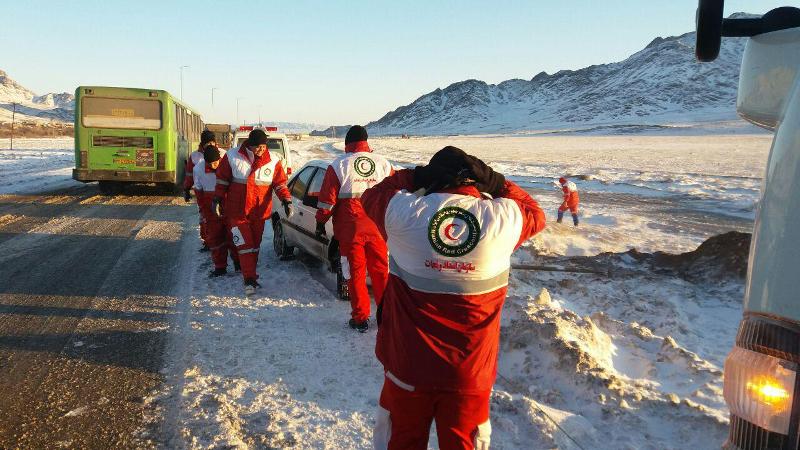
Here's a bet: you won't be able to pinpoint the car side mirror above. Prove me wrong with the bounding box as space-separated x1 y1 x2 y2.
303 195 319 208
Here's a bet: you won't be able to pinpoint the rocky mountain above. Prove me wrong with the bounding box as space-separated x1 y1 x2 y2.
310 125 353 138
367 21 749 135
0 70 74 123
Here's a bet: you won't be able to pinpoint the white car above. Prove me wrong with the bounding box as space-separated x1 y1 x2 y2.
271 160 347 299
232 125 294 176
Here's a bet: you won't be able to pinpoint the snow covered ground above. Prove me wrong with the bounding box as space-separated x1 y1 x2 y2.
0 138 78 194
1 136 771 448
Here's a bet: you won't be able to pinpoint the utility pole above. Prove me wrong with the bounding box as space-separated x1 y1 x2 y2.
211 87 218 108
10 102 17 151
236 97 243 125
180 65 189 101
257 104 262 126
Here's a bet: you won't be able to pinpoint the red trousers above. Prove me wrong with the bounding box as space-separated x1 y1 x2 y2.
337 222 388 322
558 201 579 214
227 217 266 280
197 193 238 270
194 191 208 243
204 214 238 270
374 376 492 450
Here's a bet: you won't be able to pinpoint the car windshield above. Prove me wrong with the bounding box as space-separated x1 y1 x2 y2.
267 139 285 159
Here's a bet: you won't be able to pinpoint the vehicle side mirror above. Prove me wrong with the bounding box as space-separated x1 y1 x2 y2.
695 0 723 62
303 195 319 208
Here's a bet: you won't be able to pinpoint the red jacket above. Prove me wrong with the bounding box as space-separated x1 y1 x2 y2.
561 185 579 209
361 169 545 392
214 146 291 221
314 141 393 235
183 149 204 190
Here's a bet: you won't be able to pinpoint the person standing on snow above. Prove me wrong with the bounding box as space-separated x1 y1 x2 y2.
557 176 580 226
193 145 240 277
360 146 546 450
185 129 218 251
213 129 292 296
315 125 393 333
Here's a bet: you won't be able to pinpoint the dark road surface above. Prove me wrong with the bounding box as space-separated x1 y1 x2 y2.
0 185 194 448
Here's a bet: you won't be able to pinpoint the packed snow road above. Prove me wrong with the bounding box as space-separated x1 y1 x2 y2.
0 183 196 448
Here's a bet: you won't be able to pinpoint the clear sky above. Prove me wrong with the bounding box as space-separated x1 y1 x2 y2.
2 0 793 125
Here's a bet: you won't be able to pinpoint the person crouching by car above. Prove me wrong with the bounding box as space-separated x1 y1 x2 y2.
213 129 293 296
192 145 240 277
314 125 393 333
360 146 546 449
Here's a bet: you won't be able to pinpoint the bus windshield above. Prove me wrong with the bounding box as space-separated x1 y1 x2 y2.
82 97 162 130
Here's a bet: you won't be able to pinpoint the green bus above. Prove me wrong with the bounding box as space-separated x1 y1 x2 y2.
73 86 203 194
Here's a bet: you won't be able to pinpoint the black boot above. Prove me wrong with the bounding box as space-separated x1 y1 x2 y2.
233 260 241 272
244 278 261 296
209 267 227 278
348 319 369 333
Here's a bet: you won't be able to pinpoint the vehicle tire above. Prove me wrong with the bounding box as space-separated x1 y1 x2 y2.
98 181 122 195
331 246 350 301
272 215 294 259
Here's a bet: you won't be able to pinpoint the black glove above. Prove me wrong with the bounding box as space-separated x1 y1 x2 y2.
212 197 223 217
315 222 327 239
465 155 505 197
183 188 192 202
413 164 460 194
413 146 505 195
282 200 293 218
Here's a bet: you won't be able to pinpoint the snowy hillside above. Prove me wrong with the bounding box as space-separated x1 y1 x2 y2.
0 70 74 123
368 24 748 135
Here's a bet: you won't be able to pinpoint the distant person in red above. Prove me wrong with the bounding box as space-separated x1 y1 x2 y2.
315 125 393 333
192 146 240 277
557 176 580 226
185 129 218 251
213 129 293 296
361 147 546 450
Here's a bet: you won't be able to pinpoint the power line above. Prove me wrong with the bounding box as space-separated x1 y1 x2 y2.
495 371 589 450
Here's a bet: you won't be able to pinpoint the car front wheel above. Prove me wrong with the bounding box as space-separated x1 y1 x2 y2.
272 215 294 259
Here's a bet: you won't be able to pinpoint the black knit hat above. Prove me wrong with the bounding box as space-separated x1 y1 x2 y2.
429 146 472 175
201 129 216 145
203 145 221 163
345 125 368 145
248 129 268 147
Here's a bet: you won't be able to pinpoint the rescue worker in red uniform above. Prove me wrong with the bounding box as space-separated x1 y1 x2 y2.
360 147 546 450
213 129 292 296
557 176 580 226
192 146 240 277
185 130 218 251
314 126 393 332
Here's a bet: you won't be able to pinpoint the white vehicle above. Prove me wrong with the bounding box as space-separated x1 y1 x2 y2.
271 160 348 299
696 2 800 449
232 125 294 175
